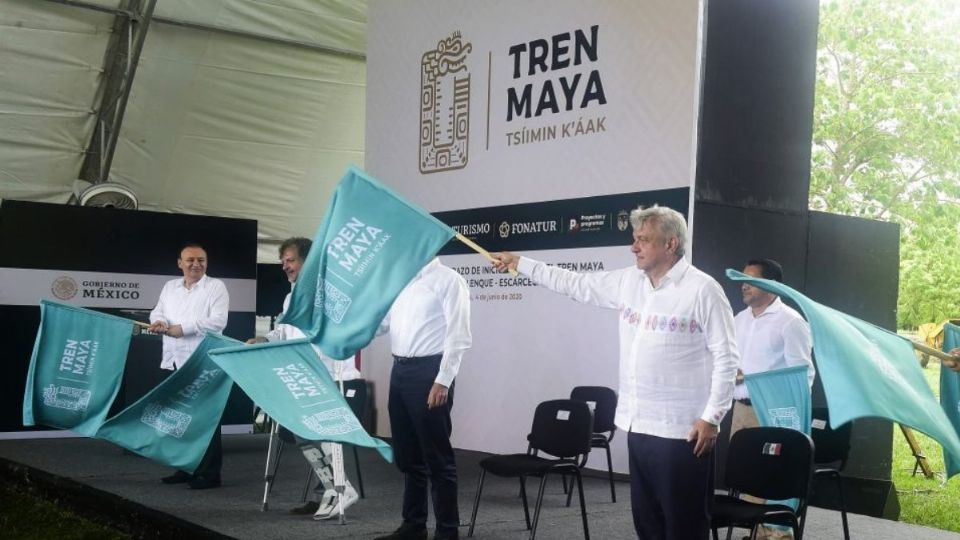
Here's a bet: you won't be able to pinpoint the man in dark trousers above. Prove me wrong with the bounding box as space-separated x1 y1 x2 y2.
149 243 229 489
374 258 471 540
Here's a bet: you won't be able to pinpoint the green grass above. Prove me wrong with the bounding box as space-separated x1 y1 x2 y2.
0 482 131 540
891 359 960 532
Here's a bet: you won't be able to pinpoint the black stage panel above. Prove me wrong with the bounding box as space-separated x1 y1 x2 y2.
695 0 902 519
0 200 257 432
696 0 819 212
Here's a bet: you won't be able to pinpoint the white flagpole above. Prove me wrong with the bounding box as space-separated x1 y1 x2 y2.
261 420 279 512
333 359 348 525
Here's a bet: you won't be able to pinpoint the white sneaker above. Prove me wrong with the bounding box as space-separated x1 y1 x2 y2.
312 483 359 520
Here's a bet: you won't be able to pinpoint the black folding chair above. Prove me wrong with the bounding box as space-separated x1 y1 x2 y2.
569 386 618 503
811 407 852 540
711 427 815 540
468 399 593 540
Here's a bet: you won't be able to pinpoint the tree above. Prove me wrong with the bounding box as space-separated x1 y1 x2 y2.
810 0 960 328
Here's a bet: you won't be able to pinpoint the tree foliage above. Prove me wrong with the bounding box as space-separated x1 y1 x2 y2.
811 0 960 328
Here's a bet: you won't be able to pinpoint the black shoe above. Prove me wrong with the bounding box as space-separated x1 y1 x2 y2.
161 470 192 484
288 501 320 515
373 524 428 540
187 476 221 489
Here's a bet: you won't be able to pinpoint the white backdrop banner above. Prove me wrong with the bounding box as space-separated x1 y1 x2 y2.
365 0 705 474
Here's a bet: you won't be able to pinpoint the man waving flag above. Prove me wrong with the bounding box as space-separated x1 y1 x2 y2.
727 269 960 475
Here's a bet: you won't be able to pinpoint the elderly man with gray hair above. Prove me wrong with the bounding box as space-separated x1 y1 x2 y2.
492 205 739 540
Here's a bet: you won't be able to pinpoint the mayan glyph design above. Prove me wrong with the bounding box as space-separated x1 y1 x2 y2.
420 32 472 173
767 407 801 431
42 384 91 411
315 278 351 324
302 407 363 437
141 402 193 438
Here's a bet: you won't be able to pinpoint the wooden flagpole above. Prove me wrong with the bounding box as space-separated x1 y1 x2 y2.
455 233 518 276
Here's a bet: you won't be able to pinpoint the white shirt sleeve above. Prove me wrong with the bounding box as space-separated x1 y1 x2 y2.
783 317 815 387
435 272 472 387
180 280 230 336
149 282 170 324
265 293 291 342
376 310 391 337
697 280 741 426
517 256 622 309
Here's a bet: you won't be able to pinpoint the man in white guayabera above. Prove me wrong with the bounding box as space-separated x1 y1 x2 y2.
149 243 229 490
492 206 740 540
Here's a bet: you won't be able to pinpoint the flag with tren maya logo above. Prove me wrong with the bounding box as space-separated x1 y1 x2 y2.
23 300 133 436
208 339 393 462
280 165 456 360
23 301 238 473
727 269 960 478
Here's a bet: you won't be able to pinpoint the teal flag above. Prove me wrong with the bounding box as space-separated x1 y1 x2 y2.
940 323 960 476
727 269 960 476
744 365 812 512
744 365 812 435
209 339 393 462
280 166 456 360
23 301 238 472
23 300 133 436
96 334 238 473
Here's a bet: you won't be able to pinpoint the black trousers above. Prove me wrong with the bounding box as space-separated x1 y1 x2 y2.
168 365 221 480
388 355 458 533
627 432 714 540
194 424 222 480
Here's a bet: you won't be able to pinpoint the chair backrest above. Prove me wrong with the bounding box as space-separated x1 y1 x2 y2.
570 386 618 434
528 399 594 459
341 378 368 421
811 407 852 466
725 427 814 501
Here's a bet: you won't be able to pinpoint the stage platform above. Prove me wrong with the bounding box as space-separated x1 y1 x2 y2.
0 434 956 539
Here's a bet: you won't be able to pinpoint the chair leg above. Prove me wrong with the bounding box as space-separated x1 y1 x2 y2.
519 475 532 529
565 473 575 507
300 463 314 502
574 468 590 540
604 443 616 503
725 526 734 540
268 439 285 495
835 473 849 540
529 474 550 540
711 528 719 540
467 469 487 537
353 445 365 498
561 473 569 494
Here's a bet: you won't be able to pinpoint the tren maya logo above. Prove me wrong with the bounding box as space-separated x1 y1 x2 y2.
420 31 472 174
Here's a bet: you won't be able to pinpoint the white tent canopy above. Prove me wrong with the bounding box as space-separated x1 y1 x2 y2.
0 0 367 261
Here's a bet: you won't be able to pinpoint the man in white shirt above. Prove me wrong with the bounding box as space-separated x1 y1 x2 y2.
248 237 361 520
731 259 814 436
492 206 739 540
373 258 471 540
148 243 229 489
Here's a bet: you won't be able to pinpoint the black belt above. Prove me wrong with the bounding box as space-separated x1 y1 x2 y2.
393 353 442 365
735 398 752 406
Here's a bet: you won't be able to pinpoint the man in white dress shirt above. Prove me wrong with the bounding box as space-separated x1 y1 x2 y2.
731 259 814 436
373 258 471 540
148 243 229 489
492 206 739 540
248 237 361 519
